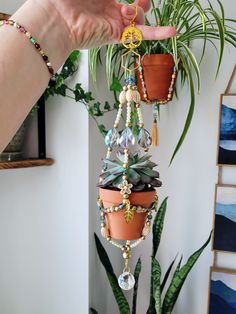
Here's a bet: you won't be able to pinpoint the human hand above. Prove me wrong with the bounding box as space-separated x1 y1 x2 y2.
43 0 176 50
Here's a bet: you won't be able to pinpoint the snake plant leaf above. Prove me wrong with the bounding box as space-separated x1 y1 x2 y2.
162 232 212 314
94 234 130 314
169 50 195 166
132 258 142 314
152 197 168 258
147 198 167 314
172 255 183 280
160 254 178 293
152 258 162 314
89 308 98 314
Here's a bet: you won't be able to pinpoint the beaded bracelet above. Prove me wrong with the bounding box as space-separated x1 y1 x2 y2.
0 19 55 77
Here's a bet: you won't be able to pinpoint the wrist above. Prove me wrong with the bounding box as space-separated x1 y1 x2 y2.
11 0 72 72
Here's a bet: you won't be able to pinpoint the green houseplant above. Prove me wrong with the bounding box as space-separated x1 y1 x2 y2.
91 198 211 314
89 0 236 163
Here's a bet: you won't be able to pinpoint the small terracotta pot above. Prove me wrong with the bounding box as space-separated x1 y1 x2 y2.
136 54 176 103
99 188 156 241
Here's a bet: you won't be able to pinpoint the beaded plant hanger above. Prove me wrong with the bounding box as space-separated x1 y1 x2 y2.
97 5 158 291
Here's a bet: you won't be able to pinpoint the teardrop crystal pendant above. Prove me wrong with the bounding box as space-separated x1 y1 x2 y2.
104 128 119 147
118 272 135 290
138 128 152 149
117 128 135 148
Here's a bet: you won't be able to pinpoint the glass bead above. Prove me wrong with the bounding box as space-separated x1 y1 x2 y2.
118 272 135 290
104 128 119 147
117 128 135 148
138 128 152 149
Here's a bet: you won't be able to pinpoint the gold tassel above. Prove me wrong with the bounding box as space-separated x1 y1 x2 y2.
151 118 159 147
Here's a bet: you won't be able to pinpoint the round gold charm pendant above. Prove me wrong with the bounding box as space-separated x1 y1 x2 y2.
121 24 143 49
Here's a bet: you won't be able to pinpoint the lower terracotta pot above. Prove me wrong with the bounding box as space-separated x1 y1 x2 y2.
136 54 176 103
99 188 156 241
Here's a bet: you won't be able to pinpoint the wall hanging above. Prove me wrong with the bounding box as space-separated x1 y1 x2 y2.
208 267 236 314
209 65 236 314
97 6 162 290
89 0 236 164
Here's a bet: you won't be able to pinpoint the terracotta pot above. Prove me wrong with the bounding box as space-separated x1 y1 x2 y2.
136 54 176 103
99 188 156 241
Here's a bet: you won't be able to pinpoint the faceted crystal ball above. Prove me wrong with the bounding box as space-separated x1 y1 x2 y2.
138 128 152 149
104 128 119 147
117 128 135 148
118 272 135 290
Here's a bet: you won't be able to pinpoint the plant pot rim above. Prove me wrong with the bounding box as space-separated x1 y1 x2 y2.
99 187 156 194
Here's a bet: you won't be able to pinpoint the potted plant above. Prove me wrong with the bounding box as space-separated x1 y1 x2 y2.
91 198 212 314
89 0 236 163
98 152 161 240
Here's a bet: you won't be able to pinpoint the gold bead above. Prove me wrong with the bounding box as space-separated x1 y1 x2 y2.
107 237 111 241
144 93 147 98
142 236 146 240
172 74 176 79
114 123 118 128
101 223 106 227
124 149 128 153
140 74 143 79
144 148 149 153
125 123 131 128
168 94 172 99
123 163 128 168
123 86 128 91
123 194 129 199
146 221 151 226
139 123 144 128
108 147 112 152
132 86 137 90
136 104 140 108
123 175 128 180
123 252 129 259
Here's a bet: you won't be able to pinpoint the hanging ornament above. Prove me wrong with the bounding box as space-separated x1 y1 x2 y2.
97 4 160 291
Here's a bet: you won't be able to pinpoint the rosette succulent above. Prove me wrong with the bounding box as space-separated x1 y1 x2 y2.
98 152 162 192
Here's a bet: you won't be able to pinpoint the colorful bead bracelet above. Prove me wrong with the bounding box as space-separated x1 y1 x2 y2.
0 19 55 77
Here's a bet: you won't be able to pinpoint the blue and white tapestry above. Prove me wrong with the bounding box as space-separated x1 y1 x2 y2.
218 96 236 165
213 185 236 252
209 269 236 314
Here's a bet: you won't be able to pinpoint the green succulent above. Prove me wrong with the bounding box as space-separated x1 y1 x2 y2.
98 152 162 192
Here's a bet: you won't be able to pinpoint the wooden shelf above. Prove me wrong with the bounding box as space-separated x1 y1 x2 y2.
0 158 54 170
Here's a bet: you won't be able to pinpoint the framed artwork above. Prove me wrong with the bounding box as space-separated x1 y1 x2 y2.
218 94 236 166
213 184 236 253
208 268 236 314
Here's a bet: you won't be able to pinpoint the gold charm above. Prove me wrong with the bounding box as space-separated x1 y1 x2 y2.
124 200 134 224
121 24 143 50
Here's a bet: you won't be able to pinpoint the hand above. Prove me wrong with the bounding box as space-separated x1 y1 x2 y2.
43 0 176 50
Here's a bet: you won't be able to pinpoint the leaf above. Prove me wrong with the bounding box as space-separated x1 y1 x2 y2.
169 51 195 165
89 47 101 86
152 259 162 314
124 203 134 224
104 101 111 111
147 198 168 314
162 233 212 313
152 198 168 258
127 169 141 185
110 76 122 93
160 255 178 293
140 169 160 178
90 308 98 314
94 234 130 314
98 124 106 136
132 258 142 314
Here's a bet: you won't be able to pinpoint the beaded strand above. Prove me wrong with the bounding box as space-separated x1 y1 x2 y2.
0 19 55 77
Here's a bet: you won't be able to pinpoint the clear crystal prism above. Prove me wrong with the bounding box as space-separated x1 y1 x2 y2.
104 128 119 147
138 128 152 149
117 128 135 148
118 272 135 290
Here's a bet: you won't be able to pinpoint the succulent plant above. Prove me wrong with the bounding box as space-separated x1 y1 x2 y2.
98 152 162 192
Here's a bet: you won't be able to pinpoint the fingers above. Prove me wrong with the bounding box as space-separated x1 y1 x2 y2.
135 0 151 12
136 25 176 40
121 4 145 26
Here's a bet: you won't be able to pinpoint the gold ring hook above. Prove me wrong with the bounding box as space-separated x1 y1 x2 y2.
129 4 138 25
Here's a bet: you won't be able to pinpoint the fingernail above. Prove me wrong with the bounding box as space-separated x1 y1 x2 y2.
126 5 135 15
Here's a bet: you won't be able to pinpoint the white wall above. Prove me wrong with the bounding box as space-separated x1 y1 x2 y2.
1 1 236 314
0 2 89 313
